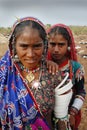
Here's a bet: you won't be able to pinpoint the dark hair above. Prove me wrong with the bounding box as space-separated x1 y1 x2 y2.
48 26 71 46
10 20 47 43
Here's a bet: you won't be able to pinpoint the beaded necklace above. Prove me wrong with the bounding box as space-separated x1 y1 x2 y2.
18 63 42 89
19 63 40 73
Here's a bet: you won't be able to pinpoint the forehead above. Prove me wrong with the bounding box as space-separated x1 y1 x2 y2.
20 27 40 35
17 27 42 39
16 27 43 45
49 34 67 41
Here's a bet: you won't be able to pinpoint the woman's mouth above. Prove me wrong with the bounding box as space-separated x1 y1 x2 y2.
24 59 36 64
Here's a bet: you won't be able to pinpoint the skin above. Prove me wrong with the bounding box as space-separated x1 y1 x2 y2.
15 27 44 70
48 33 68 65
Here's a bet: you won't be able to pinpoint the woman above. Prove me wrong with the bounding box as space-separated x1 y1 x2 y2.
0 17 72 130
47 24 86 130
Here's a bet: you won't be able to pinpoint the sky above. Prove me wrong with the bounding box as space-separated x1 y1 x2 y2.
0 0 87 27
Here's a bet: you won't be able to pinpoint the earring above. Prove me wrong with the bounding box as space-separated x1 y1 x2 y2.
14 54 19 62
67 46 71 51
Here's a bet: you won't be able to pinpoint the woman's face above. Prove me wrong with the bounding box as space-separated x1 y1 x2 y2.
48 33 68 64
15 27 44 69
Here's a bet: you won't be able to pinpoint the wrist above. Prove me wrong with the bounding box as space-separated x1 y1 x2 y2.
69 106 78 116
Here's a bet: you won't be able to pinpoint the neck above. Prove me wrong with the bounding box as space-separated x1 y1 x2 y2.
19 62 41 73
54 57 68 65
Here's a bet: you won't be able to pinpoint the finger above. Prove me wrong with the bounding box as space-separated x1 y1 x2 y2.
55 64 59 73
48 65 52 73
50 63 58 75
52 65 57 75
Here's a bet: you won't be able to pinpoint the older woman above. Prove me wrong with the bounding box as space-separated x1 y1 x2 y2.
0 17 72 130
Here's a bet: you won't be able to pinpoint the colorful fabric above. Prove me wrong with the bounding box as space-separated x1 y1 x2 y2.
0 50 67 129
0 17 51 130
47 23 86 129
0 51 50 130
47 58 86 129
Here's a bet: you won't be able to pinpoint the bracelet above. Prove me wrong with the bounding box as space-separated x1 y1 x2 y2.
53 115 68 123
53 117 59 124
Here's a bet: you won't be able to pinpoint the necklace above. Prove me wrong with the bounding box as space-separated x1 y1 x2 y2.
19 63 40 73
19 63 41 87
31 69 42 90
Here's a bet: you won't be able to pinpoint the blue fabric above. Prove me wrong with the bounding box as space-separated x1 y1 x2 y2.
0 51 50 130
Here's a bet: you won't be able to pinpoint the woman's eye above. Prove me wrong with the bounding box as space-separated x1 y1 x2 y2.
20 44 28 49
58 43 66 47
33 43 43 49
50 42 56 47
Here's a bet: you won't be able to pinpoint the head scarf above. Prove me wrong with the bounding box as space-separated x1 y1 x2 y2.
47 23 77 61
12 16 45 33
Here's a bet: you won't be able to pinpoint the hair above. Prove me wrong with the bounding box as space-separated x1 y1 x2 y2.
48 26 71 46
10 20 47 44
9 19 48 64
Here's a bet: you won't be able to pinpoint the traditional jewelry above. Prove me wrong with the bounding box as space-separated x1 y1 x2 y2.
67 46 71 51
26 72 35 83
18 63 42 89
31 70 42 90
19 63 40 73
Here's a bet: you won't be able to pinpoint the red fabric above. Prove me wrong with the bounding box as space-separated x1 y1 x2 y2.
47 51 52 60
75 110 81 129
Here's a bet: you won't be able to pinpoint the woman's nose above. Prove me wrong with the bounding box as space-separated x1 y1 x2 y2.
27 48 34 57
54 45 59 52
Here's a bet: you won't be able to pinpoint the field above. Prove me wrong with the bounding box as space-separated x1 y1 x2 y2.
0 26 87 130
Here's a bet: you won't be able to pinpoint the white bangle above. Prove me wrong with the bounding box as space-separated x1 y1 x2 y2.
72 98 84 110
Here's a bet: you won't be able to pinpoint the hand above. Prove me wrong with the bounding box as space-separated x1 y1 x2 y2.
69 114 75 130
57 120 66 130
47 60 58 74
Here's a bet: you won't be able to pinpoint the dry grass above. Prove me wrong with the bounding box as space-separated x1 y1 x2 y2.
0 43 8 58
75 35 87 130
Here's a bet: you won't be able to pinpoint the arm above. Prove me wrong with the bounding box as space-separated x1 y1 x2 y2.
70 64 86 114
54 72 73 130
69 63 86 128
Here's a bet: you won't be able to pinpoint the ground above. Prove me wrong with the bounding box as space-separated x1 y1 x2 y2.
75 35 87 130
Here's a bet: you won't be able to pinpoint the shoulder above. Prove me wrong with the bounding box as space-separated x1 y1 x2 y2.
0 51 10 78
71 60 85 80
0 50 10 66
71 60 83 72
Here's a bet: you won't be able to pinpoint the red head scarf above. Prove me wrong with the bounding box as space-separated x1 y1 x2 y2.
47 24 77 61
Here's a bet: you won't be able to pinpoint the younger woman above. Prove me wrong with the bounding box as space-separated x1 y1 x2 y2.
47 24 86 130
